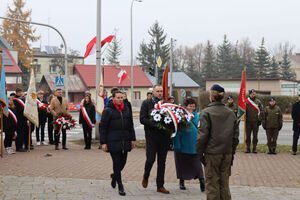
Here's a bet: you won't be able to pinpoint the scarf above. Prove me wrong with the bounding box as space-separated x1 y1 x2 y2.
113 101 124 113
57 96 63 104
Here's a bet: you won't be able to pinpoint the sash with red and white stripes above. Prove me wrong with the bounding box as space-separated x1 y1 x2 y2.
13 98 25 108
36 99 48 108
80 105 93 129
246 97 260 116
8 108 18 125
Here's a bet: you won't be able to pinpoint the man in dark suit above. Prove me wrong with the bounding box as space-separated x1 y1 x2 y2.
140 85 170 194
291 94 300 155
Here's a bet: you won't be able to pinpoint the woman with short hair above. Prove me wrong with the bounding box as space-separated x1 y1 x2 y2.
173 98 205 192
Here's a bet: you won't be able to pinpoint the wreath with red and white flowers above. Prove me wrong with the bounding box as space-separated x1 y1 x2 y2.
54 112 76 130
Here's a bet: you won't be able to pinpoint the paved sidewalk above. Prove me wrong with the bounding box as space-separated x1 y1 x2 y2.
0 143 299 188
0 175 300 200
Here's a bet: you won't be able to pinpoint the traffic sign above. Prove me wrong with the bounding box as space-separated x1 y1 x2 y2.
157 56 162 68
56 77 64 87
180 89 186 97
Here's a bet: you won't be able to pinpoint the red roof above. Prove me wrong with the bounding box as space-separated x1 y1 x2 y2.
74 64 153 88
3 49 22 73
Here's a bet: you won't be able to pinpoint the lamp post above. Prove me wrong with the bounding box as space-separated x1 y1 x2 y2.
130 0 142 102
0 16 69 101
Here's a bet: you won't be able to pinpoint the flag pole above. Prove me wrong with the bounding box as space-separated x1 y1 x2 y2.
28 121 31 152
1 106 3 157
244 69 247 152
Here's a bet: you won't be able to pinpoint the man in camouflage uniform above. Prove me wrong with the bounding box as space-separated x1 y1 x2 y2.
262 97 282 154
246 89 262 153
225 95 238 117
196 84 239 200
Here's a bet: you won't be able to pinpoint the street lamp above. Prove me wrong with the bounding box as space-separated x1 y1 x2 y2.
130 0 142 102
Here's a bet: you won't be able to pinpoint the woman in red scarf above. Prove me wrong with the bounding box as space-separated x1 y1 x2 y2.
100 90 136 196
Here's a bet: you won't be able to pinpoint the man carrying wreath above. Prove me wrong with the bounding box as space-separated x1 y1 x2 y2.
50 88 70 150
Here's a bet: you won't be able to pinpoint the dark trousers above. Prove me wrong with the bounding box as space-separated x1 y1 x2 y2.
144 136 169 188
36 123 45 142
16 126 25 150
246 122 259 149
83 125 92 148
266 128 279 151
4 132 13 148
110 151 128 185
48 117 54 144
54 129 66 146
292 130 300 153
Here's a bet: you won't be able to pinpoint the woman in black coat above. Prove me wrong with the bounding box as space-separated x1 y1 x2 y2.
79 94 96 149
47 94 55 145
3 96 18 154
100 90 136 196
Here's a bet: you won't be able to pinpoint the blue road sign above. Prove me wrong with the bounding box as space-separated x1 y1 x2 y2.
180 89 186 97
55 77 64 87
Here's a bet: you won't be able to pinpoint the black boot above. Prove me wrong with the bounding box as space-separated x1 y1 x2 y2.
179 180 186 190
272 149 277 154
252 147 257 154
110 174 116 188
118 184 126 196
245 148 251 153
267 149 272 154
199 178 205 192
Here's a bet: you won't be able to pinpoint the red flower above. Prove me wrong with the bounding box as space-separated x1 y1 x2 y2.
68 115 72 119
58 115 62 118
63 113 66 117
71 120 74 123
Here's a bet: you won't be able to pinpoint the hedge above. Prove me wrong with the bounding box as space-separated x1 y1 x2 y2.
199 92 298 114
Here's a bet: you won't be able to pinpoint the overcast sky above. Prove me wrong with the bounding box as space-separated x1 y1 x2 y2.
1 0 300 64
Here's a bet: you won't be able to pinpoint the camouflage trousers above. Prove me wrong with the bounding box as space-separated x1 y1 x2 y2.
204 154 232 200
266 128 279 151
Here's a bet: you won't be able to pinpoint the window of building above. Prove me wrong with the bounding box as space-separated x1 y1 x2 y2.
34 64 41 73
49 65 57 73
133 91 141 100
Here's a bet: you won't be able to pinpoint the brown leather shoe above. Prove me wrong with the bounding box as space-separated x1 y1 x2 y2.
142 178 148 188
55 145 59 150
62 146 69 150
157 187 170 194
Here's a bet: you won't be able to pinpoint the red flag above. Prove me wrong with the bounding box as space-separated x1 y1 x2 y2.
162 65 169 101
118 69 128 85
84 35 115 58
237 70 246 121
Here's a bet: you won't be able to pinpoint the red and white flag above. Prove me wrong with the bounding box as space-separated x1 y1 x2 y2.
118 69 128 84
84 35 115 58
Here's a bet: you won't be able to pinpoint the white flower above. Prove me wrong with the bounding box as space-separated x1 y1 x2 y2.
160 108 168 114
151 109 158 116
164 116 172 124
176 114 182 122
63 125 67 129
153 114 162 122
185 115 191 121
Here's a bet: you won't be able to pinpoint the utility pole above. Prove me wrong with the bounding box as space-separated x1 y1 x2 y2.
95 0 102 140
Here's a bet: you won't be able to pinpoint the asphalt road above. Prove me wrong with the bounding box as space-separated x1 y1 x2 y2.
33 112 295 145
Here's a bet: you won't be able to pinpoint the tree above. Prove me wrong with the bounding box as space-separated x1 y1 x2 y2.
238 38 256 78
106 34 122 65
137 21 170 76
253 38 271 78
230 42 243 78
0 0 40 68
269 56 281 78
200 41 216 89
216 35 232 78
50 48 81 74
281 49 296 79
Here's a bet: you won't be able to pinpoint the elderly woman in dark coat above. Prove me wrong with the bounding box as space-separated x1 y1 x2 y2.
100 90 136 196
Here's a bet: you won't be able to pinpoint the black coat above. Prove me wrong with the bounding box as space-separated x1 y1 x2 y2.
79 103 96 128
13 95 26 126
99 101 135 152
123 99 132 117
139 96 169 141
3 108 18 133
37 98 48 124
292 101 300 131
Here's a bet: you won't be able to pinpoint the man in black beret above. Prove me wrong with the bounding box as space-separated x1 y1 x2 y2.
245 89 262 153
225 95 238 117
262 97 282 154
196 84 239 200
